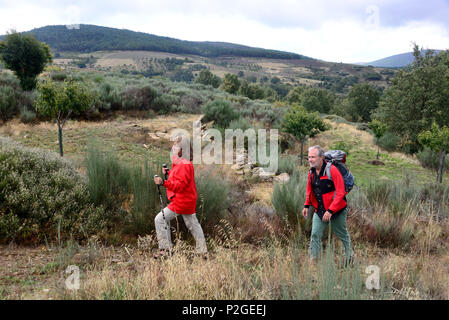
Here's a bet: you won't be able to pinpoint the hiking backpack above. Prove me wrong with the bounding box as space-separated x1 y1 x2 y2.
324 150 354 193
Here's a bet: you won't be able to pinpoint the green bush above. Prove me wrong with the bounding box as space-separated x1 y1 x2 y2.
121 85 159 111
195 170 231 231
417 148 449 172
277 154 299 175
152 94 179 114
85 140 171 236
0 85 18 121
96 82 122 111
375 131 401 151
365 179 392 208
271 172 308 233
50 72 68 82
202 100 240 128
20 107 37 123
228 117 252 131
0 136 107 243
125 161 162 235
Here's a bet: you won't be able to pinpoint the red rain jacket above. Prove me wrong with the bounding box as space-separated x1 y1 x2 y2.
304 160 347 218
163 155 197 214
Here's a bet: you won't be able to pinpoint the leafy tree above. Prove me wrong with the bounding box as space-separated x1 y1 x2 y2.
0 31 53 90
238 80 265 100
374 45 449 153
286 86 305 104
221 73 240 94
170 69 194 82
368 119 387 159
195 69 221 88
301 87 335 114
281 104 329 165
35 80 97 156
347 83 380 122
418 122 449 183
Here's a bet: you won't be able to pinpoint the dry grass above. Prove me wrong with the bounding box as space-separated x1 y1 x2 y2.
2 231 447 300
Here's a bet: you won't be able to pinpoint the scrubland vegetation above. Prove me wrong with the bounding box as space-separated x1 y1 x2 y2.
1 32 449 300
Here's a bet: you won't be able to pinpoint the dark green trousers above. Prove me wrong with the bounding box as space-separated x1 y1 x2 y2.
310 208 353 261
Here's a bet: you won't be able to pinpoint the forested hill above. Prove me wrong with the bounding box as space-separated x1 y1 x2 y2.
4 24 312 60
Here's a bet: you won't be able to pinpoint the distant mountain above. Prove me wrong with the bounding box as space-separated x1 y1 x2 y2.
360 50 443 68
0 24 312 60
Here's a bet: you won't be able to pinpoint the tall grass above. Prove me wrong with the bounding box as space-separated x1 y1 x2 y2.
85 139 165 236
277 154 299 175
195 168 231 232
85 141 130 209
271 172 309 236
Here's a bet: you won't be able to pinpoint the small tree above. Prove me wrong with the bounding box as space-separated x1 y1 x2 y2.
281 104 329 165
368 119 387 160
418 122 449 183
347 83 380 122
221 73 240 94
35 80 97 157
0 31 53 91
195 69 221 88
301 87 335 114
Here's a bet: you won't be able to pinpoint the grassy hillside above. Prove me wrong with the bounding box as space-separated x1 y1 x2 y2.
0 24 395 93
5 24 309 60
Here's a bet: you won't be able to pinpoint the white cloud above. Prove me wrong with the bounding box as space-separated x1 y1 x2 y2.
1 0 448 63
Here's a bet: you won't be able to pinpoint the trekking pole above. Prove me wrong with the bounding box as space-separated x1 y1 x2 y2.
155 174 171 248
163 163 180 241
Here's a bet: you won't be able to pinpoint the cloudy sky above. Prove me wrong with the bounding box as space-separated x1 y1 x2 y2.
1 0 448 63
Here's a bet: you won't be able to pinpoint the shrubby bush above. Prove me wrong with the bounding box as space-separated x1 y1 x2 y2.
0 136 107 243
417 148 449 172
0 85 18 121
19 106 37 123
277 154 299 176
0 72 35 121
85 141 163 235
195 169 231 232
202 100 240 128
375 131 401 151
271 172 308 233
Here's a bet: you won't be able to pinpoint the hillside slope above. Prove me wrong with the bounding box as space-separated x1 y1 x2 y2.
2 24 311 60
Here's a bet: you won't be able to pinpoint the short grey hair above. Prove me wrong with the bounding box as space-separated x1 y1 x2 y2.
308 145 324 157
173 134 192 161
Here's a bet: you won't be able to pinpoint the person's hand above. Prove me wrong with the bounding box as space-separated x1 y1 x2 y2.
154 176 163 185
322 211 332 222
162 167 169 175
302 208 309 218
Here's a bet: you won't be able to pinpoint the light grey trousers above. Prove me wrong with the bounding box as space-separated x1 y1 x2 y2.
155 207 207 253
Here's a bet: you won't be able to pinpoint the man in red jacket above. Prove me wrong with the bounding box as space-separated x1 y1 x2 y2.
301 145 353 265
153 135 207 258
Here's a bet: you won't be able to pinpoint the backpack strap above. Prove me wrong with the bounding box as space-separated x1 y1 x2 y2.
325 161 332 181
324 161 337 200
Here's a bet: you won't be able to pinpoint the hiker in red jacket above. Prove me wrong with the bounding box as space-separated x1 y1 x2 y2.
301 145 354 265
153 135 207 259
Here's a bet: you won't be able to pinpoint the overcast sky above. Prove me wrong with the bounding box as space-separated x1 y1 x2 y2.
1 0 448 63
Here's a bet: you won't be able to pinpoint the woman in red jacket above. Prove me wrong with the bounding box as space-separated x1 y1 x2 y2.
153 135 207 258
